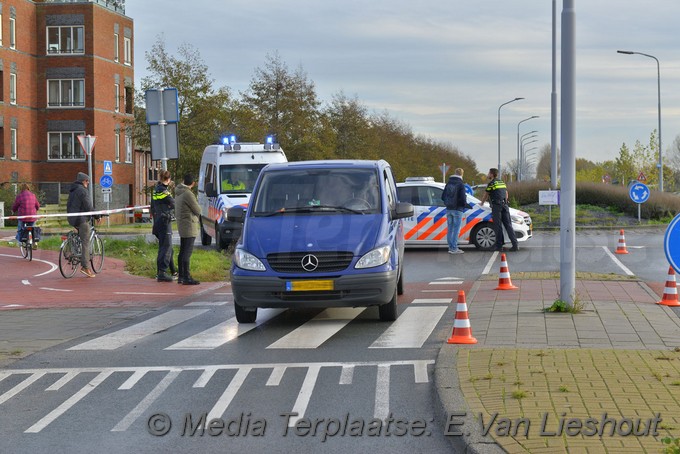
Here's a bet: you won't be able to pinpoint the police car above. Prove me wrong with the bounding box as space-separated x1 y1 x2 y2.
396 177 532 250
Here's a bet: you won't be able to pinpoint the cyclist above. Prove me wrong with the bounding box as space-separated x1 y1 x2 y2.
12 183 40 244
66 172 96 278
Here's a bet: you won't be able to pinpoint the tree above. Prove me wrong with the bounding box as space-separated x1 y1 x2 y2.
135 35 234 179
242 52 322 161
535 144 557 183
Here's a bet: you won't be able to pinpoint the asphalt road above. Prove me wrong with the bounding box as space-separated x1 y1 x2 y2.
0 228 673 454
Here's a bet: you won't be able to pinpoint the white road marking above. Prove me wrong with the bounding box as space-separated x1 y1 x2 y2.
267 307 365 349
0 372 46 405
25 371 113 433
1 304 24 308
45 371 78 391
21 280 30 286
118 370 148 390
38 287 73 292
482 251 499 275
602 246 635 276
193 367 219 388
184 301 228 306
113 292 176 296
0 253 59 276
374 364 390 419
287 365 321 427
112 370 181 432
369 306 448 348
339 365 354 385
67 309 208 350
165 309 284 350
207 368 252 421
427 281 463 285
411 298 452 304
266 366 287 386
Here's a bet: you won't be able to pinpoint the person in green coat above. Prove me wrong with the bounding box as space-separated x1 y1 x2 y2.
175 173 202 285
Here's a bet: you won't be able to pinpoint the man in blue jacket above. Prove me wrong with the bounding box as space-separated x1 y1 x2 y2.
66 172 95 277
441 168 468 254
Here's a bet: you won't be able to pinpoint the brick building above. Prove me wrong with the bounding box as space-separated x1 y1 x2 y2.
0 0 137 211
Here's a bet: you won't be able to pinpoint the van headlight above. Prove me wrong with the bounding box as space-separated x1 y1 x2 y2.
234 249 266 271
511 215 525 225
356 245 391 269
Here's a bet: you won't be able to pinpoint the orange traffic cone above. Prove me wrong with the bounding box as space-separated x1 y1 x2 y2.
447 290 477 344
495 253 518 290
615 229 629 254
657 267 680 307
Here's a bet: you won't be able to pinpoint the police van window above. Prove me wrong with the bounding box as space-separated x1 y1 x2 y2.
397 186 417 205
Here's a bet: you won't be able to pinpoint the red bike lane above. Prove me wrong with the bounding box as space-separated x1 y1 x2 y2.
0 246 227 309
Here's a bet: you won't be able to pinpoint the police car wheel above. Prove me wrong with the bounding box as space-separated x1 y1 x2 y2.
472 223 497 251
215 224 224 251
234 300 257 323
379 288 398 321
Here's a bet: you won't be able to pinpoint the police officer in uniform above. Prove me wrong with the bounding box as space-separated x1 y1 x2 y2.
480 168 518 252
152 170 176 281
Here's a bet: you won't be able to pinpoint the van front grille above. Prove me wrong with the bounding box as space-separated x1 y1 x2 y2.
267 251 354 273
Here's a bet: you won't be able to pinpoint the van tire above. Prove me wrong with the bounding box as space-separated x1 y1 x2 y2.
471 223 497 251
234 300 257 323
397 268 404 295
200 225 212 246
379 288 398 321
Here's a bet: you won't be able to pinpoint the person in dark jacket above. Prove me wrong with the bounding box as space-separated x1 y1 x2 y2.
480 168 518 251
152 170 176 282
441 168 468 254
66 172 96 277
175 174 202 285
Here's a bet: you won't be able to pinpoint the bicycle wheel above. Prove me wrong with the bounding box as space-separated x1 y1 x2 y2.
59 237 79 278
26 231 33 262
90 234 104 273
20 241 28 259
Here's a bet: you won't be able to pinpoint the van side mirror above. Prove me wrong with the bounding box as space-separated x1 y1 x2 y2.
393 202 414 219
226 206 246 222
205 183 218 198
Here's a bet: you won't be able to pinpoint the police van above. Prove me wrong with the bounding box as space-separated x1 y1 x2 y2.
197 136 287 249
396 177 532 250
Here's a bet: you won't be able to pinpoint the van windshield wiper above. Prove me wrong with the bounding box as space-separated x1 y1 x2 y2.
259 205 363 216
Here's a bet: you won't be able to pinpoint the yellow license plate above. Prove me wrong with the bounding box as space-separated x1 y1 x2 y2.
286 280 334 291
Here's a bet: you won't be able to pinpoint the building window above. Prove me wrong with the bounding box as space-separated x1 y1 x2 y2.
115 131 120 162
123 37 131 65
48 132 85 160
48 79 85 107
114 83 120 112
125 133 132 163
125 86 133 114
47 26 84 54
114 33 119 62
10 128 17 159
9 73 16 104
9 18 16 49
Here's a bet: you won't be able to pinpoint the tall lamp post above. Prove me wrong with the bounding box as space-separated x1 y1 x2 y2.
519 130 538 181
498 97 524 176
517 116 539 180
617 50 663 191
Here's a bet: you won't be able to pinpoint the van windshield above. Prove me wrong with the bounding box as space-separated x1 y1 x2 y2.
252 168 381 216
219 164 266 194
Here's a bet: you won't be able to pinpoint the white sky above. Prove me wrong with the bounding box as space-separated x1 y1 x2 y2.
126 1 680 173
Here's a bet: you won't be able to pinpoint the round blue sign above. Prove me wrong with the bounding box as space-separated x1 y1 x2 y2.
664 213 680 274
629 181 649 204
464 184 473 195
100 174 113 188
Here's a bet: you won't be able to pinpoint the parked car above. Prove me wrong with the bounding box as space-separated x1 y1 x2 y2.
396 177 532 250
227 160 414 323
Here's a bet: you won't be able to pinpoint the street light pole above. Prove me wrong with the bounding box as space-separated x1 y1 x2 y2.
498 97 524 177
517 116 539 181
617 50 663 191
519 130 538 181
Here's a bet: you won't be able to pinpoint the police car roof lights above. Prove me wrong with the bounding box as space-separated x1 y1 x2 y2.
263 135 280 151
405 176 435 182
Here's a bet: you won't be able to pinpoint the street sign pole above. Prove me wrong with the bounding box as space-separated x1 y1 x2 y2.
158 89 168 171
78 135 97 205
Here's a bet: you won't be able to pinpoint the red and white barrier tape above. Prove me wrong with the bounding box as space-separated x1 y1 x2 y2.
1 205 151 221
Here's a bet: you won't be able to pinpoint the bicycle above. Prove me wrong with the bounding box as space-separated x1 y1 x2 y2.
19 222 40 262
58 216 105 278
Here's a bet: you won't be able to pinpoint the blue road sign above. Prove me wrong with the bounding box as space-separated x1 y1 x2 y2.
664 214 680 274
629 181 649 204
103 160 113 175
100 175 113 189
464 183 473 195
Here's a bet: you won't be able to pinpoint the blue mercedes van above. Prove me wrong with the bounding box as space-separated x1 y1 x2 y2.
227 160 414 323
